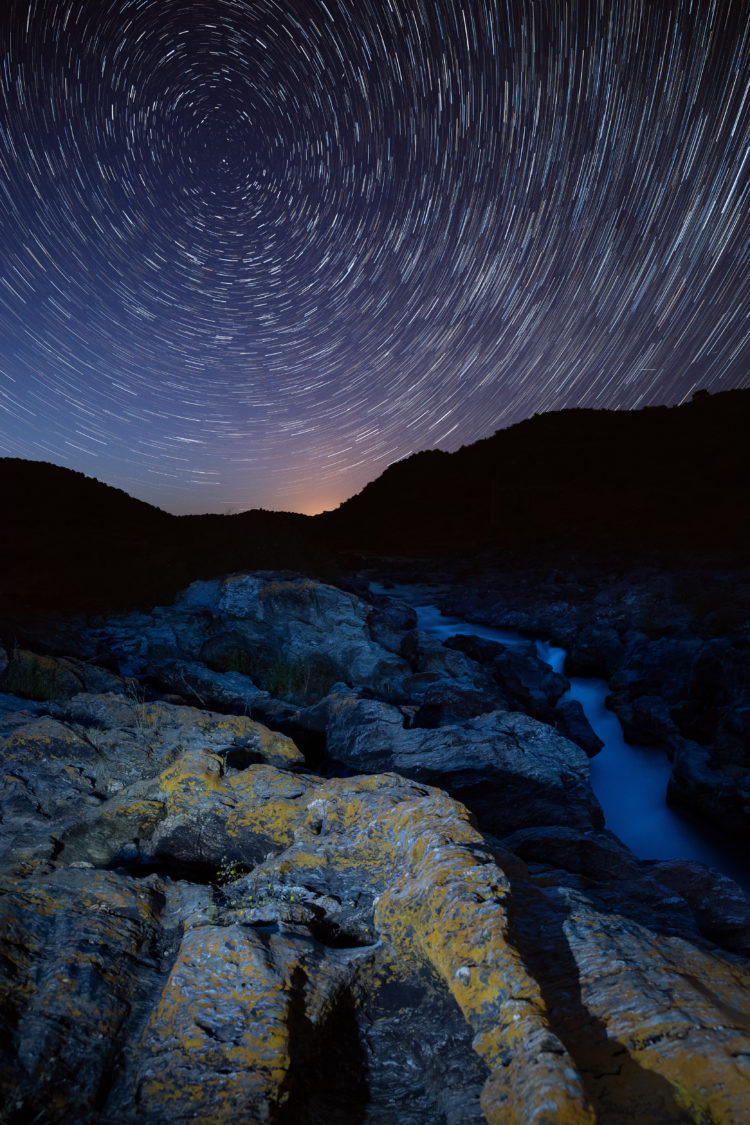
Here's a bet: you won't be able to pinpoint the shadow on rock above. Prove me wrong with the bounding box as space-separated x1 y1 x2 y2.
277 965 369 1125
507 873 746 1123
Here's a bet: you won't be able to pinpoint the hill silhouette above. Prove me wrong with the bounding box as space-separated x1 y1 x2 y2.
2 389 748 618
0 459 332 616
318 389 750 561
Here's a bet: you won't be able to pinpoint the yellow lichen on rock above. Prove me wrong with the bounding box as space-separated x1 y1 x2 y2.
252 722 304 767
368 792 595 1125
2 717 90 762
3 681 749 1124
277 771 595 1124
158 748 225 795
137 925 298 1123
222 767 320 847
559 902 750 1124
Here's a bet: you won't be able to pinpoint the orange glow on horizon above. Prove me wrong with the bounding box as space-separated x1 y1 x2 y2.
292 493 344 516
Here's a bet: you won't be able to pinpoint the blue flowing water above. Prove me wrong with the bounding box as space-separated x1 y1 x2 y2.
373 585 749 890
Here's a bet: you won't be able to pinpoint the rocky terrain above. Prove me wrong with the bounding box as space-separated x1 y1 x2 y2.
2 571 750 1124
433 559 750 840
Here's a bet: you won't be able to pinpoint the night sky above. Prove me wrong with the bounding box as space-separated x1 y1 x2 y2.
0 1 748 515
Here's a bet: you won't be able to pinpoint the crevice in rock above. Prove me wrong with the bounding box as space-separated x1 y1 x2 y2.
350 963 490 1125
305 916 378 950
275 966 370 1125
258 717 328 770
105 856 222 885
216 746 265 770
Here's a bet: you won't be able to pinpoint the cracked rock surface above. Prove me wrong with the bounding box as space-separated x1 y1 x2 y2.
1 572 749 1123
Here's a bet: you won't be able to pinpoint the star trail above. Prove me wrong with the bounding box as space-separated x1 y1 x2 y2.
0 0 748 514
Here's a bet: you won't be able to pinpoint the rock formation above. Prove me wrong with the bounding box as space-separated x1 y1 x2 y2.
439 562 750 839
1 572 749 1124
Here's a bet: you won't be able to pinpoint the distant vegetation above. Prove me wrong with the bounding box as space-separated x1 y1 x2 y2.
1 389 748 621
319 388 750 562
0 458 335 618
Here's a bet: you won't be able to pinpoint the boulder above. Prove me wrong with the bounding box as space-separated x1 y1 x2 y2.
146 659 271 715
508 870 750 1125
489 645 569 723
443 632 568 722
606 692 679 748
410 680 495 727
317 692 604 836
501 823 750 956
552 698 604 757
177 573 412 701
366 595 418 654
403 628 488 681
668 742 749 835
197 628 256 674
0 693 304 871
649 858 750 956
0 648 84 700
444 632 508 664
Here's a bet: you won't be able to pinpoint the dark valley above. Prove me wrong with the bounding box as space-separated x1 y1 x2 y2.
1 390 749 1125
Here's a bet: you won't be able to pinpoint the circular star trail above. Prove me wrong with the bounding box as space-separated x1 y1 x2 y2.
0 0 748 513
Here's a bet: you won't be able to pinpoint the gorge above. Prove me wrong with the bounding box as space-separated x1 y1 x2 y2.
1 392 749 1123
390 589 750 892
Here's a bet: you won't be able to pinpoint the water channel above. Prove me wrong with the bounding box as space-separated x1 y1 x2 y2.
374 585 748 891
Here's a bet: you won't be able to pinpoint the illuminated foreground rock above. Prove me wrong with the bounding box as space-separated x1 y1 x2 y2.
1 693 749 1124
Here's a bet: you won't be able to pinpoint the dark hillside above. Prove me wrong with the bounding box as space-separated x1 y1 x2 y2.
1 460 175 612
0 460 332 616
173 507 334 591
317 389 750 561
3 389 748 617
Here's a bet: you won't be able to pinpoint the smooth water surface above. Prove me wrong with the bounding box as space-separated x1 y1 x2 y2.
373 583 749 889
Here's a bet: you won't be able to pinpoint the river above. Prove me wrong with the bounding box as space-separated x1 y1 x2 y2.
373 585 749 891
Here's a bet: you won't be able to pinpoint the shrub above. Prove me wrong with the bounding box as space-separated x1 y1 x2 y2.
0 649 83 700
256 652 340 703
